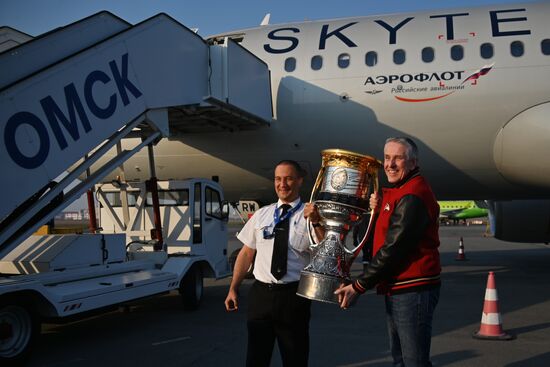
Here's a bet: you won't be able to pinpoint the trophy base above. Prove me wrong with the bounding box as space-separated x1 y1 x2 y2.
296 271 347 304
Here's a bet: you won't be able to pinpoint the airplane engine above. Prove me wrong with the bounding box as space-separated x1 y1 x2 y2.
494 103 550 189
492 200 550 244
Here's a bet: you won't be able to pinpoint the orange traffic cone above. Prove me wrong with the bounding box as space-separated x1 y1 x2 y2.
473 272 514 340
455 237 467 261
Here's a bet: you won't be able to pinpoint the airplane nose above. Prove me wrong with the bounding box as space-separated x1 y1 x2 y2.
494 102 550 189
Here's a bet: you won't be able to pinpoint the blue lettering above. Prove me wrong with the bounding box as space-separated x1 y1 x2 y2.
40 83 91 150
374 18 414 45
430 13 469 40
4 112 50 169
263 28 300 54
109 53 143 106
85 70 117 119
319 22 358 50
490 9 531 37
4 53 142 169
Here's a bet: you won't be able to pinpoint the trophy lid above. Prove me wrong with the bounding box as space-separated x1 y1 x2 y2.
321 149 382 171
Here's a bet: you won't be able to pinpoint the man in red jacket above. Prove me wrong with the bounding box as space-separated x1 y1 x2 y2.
335 137 441 367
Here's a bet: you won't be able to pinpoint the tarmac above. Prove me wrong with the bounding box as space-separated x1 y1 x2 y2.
28 225 550 366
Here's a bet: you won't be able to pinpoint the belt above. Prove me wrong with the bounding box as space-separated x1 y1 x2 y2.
255 280 299 290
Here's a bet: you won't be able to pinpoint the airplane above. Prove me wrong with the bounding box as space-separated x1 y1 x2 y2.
438 200 489 223
3 1 550 244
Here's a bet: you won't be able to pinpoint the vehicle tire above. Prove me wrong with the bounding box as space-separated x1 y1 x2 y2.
179 264 203 311
0 303 40 366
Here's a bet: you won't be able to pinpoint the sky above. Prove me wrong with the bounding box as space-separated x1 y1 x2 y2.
0 0 537 38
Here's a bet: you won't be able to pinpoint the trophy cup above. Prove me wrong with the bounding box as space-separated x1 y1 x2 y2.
296 149 381 304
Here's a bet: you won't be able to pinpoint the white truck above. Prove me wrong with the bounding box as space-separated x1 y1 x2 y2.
0 178 230 363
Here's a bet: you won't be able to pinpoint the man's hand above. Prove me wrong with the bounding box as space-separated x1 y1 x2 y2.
225 246 255 311
370 192 381 213
224 289 239 311
304 202 325 241
304 202 321 224
334 283 358 309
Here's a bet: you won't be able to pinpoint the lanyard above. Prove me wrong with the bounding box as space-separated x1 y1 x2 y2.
263 201 303 239
273 201 303 226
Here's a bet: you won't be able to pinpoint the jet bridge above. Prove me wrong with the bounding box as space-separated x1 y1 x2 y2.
0 11 272 258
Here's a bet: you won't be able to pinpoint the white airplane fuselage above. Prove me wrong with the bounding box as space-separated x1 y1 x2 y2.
113 1 550 203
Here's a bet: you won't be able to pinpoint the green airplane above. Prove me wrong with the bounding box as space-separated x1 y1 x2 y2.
438 200 489 221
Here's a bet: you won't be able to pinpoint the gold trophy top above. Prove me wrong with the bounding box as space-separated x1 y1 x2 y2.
321 149 381 173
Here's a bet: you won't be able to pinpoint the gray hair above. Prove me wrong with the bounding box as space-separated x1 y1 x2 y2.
385 137 418 162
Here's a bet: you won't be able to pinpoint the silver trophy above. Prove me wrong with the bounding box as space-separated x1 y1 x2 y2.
297 149 380 304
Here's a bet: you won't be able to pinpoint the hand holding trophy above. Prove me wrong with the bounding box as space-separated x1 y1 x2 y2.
297 149 381 304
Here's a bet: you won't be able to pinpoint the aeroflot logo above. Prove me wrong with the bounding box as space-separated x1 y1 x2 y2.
3 53 142 169
364 63 494 102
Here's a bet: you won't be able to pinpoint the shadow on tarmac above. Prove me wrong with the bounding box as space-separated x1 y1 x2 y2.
27 227 550 366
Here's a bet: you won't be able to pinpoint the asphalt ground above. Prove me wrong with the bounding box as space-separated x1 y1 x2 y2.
27 225 550 367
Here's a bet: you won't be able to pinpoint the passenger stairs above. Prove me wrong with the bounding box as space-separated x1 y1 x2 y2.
0 11 272 258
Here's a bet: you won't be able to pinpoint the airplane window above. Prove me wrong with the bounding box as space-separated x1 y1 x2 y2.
393 49 405 65
284 57 296 72
365 51 377 67
311 55 323 70
542 39 550 55
480 43 494 59
422 47 434 63
451 45 464 61
510 41 524 57
338 53 350 68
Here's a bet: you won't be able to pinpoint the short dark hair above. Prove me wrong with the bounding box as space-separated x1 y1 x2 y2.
275 160 306 178
385 137 418 161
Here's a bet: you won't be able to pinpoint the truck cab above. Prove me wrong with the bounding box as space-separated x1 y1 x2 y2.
97 178 229 263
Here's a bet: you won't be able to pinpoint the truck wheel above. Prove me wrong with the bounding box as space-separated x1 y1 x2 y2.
180 264 203 311
0 304 39 365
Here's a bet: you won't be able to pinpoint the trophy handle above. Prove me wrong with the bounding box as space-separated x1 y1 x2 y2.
307 166 326 248
344 169 379 258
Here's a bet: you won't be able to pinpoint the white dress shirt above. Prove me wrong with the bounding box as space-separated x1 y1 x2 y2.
237 197 311 284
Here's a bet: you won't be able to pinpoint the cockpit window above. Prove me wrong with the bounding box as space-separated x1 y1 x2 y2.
542 39 550 55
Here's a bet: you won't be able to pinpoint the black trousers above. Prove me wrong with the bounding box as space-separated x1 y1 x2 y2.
246 281 311 367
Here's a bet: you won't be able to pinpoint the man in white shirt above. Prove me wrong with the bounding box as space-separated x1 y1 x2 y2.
224 160 321 367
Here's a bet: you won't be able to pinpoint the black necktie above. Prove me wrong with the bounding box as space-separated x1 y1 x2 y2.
271 204 291 280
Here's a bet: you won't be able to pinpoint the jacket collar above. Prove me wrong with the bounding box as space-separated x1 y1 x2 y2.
388 167 420 189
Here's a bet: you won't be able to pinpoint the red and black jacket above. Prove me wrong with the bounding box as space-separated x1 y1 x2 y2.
353 168 441 295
